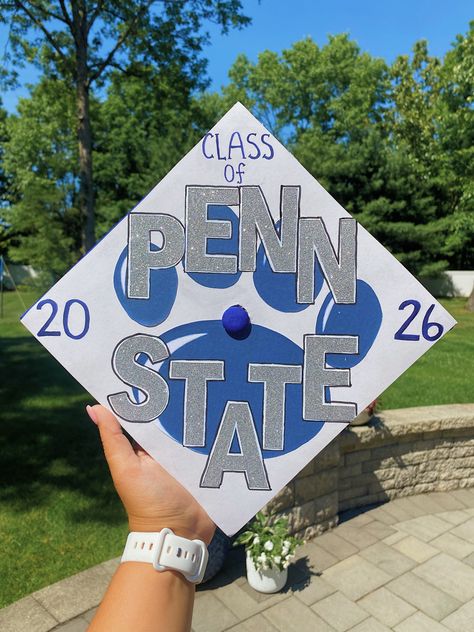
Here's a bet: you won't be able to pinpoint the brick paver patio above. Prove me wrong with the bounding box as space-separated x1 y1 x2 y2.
2 490 474 631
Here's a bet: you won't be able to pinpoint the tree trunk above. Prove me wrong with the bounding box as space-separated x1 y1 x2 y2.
77 80 95 252
76 10 95 253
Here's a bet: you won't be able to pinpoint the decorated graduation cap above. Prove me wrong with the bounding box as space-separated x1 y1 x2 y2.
21 103 456 535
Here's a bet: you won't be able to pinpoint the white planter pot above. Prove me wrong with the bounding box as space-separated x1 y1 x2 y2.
245 551 288 593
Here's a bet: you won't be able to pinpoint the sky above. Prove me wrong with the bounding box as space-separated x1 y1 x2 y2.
0 0 472 112
204 0 472 89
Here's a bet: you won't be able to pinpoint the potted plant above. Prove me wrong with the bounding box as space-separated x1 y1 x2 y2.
235 511 302 593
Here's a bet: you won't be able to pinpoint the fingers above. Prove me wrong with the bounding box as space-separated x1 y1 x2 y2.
87 404 137 472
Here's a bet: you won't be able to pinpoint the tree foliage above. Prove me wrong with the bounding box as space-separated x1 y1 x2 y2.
0 99 11 257
219 27 474 276
0 0 250 252
1 16 472 279
94 64 217 236
1 66 216 276
3 79 80 276
437 23 474 269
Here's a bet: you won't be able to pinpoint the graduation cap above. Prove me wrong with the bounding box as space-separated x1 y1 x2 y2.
21 103 456 535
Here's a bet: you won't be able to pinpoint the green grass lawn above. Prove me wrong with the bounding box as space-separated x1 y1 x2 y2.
0 290 128 608
380 298 474 409
0 290 473 607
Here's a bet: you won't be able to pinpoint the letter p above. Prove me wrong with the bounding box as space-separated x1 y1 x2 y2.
127 213 184 299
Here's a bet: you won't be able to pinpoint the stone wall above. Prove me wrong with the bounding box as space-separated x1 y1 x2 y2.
266 404 474 539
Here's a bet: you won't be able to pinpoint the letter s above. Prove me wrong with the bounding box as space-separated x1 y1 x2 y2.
108 334 169 422
246 132 261 159
261 133 274 160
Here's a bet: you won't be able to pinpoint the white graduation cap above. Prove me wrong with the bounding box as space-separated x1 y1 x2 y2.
21 103 456 535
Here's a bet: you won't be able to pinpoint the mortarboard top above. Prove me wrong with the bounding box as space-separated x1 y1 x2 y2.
21 103 456 535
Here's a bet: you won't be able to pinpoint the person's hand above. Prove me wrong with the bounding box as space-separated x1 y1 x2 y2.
87 404 215 545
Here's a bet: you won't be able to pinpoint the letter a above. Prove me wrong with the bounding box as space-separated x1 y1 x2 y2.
200 402 270 490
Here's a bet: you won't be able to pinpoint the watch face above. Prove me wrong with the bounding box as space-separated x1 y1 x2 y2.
21 103 456 535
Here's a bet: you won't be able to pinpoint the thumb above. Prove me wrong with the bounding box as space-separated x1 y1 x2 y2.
87 404 136 473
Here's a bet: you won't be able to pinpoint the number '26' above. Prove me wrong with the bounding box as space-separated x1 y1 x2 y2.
36 299 90 340
394 300 444 342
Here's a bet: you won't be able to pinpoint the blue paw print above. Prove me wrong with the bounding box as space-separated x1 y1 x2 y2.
316 280 382 368
186 205 241 289
253 221 323 312
146 320 325 458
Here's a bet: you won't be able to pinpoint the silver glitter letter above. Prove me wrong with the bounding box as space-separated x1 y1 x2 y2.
248 363 302 450
185 186 239 273
239 185 299 272
303 334 358 422
200 401 270 490
108 334 169 422
128 213 185 299
169 360 224 447
297 217 357 304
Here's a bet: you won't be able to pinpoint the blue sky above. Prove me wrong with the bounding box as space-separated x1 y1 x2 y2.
204 0 472 89
1 0 472 112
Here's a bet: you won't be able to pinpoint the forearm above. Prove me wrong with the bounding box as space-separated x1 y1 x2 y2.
88 563 195 632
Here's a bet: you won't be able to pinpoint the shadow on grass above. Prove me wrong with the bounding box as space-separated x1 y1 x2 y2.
0 336 124 526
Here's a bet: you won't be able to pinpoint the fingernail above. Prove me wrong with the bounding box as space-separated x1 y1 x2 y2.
86 405 98 425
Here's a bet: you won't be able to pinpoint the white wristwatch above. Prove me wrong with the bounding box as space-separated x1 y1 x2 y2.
121 529 208 584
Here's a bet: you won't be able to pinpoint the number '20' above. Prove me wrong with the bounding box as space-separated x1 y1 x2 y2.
37 299 90 340
394 300 444 342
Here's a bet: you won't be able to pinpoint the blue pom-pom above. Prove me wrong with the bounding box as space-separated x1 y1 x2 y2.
222 305 250 335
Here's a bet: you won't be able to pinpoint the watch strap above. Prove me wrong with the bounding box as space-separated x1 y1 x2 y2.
121 529 208 584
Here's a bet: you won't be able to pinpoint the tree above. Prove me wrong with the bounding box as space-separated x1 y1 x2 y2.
220 30 474 277
437 22 474 269
221 37 418 263
3 79 80 276
222 35 389 140
0 99 8 198
2 66 220 274
0 99 11 257
0 0 250 252
390 31 474 274
94 64 217 237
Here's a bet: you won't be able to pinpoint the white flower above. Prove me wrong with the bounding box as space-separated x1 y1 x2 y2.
256 552 269 570
283 539 291 548
253 535 260 545
283 560 290 569
264 540 274 552
273 555 281 565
